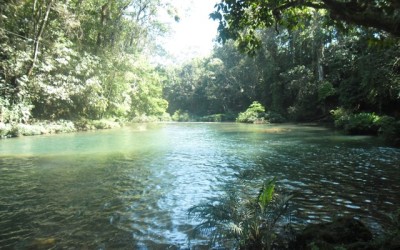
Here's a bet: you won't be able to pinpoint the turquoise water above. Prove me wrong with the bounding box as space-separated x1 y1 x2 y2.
0 123 399 249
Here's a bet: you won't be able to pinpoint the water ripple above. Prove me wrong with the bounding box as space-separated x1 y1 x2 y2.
0 123 399 248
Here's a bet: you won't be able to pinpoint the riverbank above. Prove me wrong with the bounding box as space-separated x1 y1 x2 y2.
0 119 122 139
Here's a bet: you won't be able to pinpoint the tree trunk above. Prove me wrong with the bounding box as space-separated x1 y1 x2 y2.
97 2 109 48
317 45 324 82
27 0 53 76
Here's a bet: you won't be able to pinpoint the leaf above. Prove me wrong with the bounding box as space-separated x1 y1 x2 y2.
258 177 276 211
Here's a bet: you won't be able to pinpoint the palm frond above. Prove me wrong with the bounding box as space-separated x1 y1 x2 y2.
188 177 292 249
258 177 277 211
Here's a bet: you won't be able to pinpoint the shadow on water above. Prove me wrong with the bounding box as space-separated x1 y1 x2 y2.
0 123 399 248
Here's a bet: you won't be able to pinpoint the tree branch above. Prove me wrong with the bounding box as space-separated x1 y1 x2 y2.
28 0 53 76
321 0 400 36
272 0 400 36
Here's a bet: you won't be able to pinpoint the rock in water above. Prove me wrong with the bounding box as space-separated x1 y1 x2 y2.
291 216 374 250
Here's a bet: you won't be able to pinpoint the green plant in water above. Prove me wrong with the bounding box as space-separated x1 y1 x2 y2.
188 177 292 250
236 101 266 123
258 178 276 212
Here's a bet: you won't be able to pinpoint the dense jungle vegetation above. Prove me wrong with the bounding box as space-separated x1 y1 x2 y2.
1 0 399 144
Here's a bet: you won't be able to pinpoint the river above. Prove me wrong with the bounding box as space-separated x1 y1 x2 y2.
0 123 399 249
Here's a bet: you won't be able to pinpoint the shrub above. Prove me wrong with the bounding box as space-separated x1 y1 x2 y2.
237 101 266 123
331 109 381 135
131 113 171 123
171 110 190 122
199 114 223 122
91 120 121 129
344 112 381 135
132 115 159 123
0 100 33 124
330 108 351 129
265 111 286 123
377 116 400 146
74 119 95 130
159 112 172 122
73 119 120 130
0 123 10 138
331 109 400 145
0 120 77 138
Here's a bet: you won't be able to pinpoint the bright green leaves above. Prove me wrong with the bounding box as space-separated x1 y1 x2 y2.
236 101 266 123
258 177 277 212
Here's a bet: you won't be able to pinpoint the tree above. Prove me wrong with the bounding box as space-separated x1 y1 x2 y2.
211 0 400 53
0 0 175 123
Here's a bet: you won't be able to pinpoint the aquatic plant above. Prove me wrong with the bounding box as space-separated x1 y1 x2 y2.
188 177 292 250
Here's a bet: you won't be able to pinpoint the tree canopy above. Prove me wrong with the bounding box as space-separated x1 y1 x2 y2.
211 0 400 53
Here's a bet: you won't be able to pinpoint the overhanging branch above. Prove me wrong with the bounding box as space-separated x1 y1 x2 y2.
321 0 400 36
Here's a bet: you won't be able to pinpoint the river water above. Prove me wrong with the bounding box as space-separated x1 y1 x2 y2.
0 123 399 249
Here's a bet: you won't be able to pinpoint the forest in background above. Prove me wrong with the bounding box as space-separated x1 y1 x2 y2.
1 0 399 144
0 0 172 127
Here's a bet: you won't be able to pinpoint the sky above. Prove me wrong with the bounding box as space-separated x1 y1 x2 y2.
156 0 219 64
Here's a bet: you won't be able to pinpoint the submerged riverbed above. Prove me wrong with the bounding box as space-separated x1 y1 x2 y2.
0 123 399 249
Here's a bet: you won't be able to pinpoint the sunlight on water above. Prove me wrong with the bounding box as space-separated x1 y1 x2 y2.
0 123 399 248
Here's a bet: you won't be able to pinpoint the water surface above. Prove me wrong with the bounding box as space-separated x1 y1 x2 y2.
0 123 399 249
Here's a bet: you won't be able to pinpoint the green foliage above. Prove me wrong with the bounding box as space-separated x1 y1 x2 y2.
237 101 266 123
281 65 319 121
171 110 190 122
73 119 120 131
211 0 400 55
258 177 277 212
0 0 172 131
376 116 400 146
330 108 351 130
331 109 400 144
264 111 286 123
127 60 169 119
345 113 380 135
162 20 399 138
331 110 381 135
0 120 77 138
131 113 171 123
0 99 33 124
1 0 399 147
188 178 292 249
199 114 223 122
318 81 336 102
